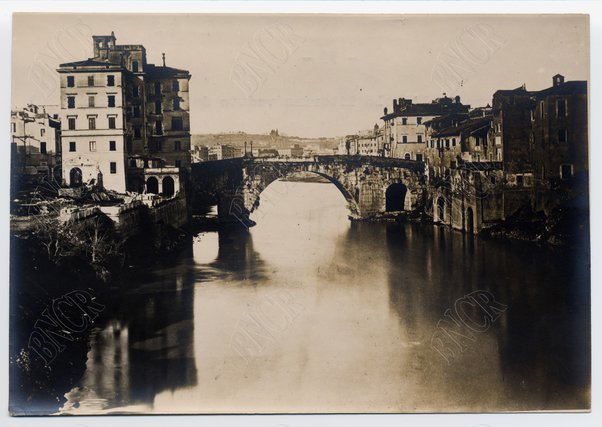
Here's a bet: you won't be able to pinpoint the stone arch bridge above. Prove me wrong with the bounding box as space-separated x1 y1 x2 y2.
190 155 426 227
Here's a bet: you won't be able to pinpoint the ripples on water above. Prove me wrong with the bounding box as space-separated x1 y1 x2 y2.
58 180 590 414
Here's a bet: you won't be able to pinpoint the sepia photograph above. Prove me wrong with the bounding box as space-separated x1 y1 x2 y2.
7 11 591 417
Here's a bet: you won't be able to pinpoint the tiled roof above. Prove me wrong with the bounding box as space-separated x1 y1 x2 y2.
59 59 122 68
534 81 587 97
145 64 190 78
381 102 469 120
432 116 491 138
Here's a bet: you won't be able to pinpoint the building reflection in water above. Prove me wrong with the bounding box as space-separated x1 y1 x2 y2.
59 256 198 414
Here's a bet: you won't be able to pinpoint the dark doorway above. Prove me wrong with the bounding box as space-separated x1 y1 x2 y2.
69 167 82 187
385 183 407 212
146 177 159 194
466 207 474 234
162 176 175 196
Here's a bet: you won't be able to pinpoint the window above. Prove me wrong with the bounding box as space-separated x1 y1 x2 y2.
417 135 423 144
476 137 480 147
155 120 163 135
452 138 456 147
558 129 567 143
174 140 181 151
88 117 96 130
172 80 179 91
108 95 115 107
108 116 116 129
175 160 182 168
561 164 573 180
88 96 95 107
88 76 94 87
171 117 183 131
67 76 75 87
540 101 545 118
402 135 408 144
155 100 162 114
67 96 75 109
109 140 116 151
69 141 76 152
134 127 141 138
110 162 117 174
68 117 76 130
40 142 47 154
416 154 423 162
516 175 523 186
404 153 411 160
89 141 96 152
445 139 450 149
132 61 139 73
417 117 422 125
11 123 16 132
402 118 407 125
40 128 45 137
155 82 161 95
173 98 180 111
107 75 115 86
557 99 567 118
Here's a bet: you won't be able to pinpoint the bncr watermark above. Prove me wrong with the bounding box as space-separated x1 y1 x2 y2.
432 24 506 94
28 20 93 103
28 290 105 366
230 289 304 364
231 23 305 97
430 290 508 365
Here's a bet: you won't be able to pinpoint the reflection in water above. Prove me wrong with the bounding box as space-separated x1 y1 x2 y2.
60 180 590 413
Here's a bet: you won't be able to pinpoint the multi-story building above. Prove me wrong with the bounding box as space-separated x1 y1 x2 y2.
208 144 241 160
191 145 209 163
10 104 61 190
380 96 469 160
57 31 191 195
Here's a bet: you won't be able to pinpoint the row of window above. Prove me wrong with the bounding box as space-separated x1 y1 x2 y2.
67 140 183 153
67 75 116 88
67 95 116 109
67 116 118 130
395 135 424 144
429 138 457 149
389 117 423 126
66 95 182 112
68 140 118 152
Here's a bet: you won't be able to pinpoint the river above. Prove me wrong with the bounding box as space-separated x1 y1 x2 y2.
56 180 590 414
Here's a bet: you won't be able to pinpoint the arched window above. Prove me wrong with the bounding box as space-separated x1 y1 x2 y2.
404 153 411 160
69 168 82 187
146 176 159 194
162 176 175 196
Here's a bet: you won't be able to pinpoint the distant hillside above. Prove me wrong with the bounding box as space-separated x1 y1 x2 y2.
191 132 340 150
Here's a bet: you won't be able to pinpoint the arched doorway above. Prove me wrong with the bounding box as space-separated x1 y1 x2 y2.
385 183 407 212
466 207 474 234
162 176 175 196
437 196 445 223
69 167 82 187
146 176 159 194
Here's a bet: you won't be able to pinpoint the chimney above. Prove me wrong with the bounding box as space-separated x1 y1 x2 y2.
553 74 565 87
162 53 166 67
455 95 461 104
384 107 388 115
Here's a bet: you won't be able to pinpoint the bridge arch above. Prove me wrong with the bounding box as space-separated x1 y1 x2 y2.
247 169 360 217
385 183 408 212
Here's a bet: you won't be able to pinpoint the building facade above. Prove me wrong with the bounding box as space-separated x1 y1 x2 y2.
11 104 61 191
57 31 191 195
381 96 469 160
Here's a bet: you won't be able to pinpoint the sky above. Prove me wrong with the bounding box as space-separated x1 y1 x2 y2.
11 13 589 138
